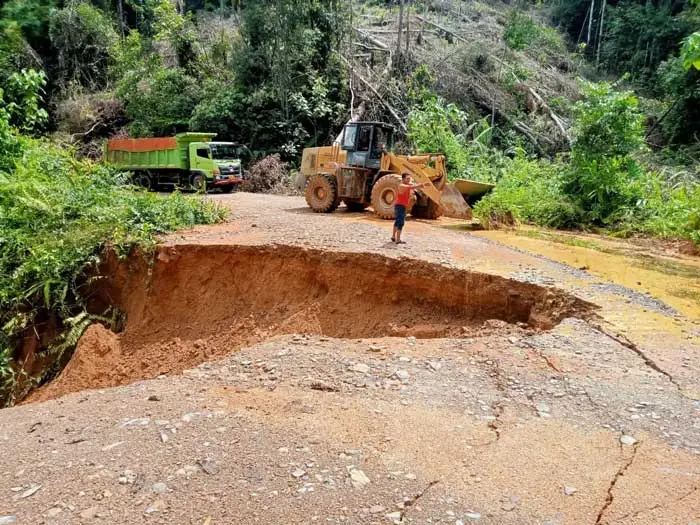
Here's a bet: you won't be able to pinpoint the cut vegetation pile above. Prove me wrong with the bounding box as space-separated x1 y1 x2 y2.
241 154 297 195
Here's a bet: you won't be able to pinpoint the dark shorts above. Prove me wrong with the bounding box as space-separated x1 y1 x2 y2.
394 204 406 229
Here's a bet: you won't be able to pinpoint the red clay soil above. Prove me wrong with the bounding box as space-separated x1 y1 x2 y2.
28 244 596 402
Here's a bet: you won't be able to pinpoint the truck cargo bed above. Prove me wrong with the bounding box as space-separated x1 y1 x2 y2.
104 133 216 171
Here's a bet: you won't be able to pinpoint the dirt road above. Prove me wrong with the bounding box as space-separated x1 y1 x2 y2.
1 193 699 524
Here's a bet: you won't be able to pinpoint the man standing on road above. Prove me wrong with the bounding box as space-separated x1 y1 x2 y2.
392 173 429 244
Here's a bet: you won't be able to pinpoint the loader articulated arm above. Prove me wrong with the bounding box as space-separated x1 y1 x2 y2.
380 153 447 206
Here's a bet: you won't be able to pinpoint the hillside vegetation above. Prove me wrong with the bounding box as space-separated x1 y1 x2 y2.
0 0 699 402
0 51 223 406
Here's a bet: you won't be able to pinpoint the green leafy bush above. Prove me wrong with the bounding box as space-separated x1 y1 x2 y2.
564 80 646 224
408 97 469 178
474 155 582 229
1 69 48 133
635 173 700 244
0 126 224 405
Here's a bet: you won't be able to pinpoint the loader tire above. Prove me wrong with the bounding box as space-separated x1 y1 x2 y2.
343 199 369 212
371 174 415 219
305 173 340 213
411 199 444 220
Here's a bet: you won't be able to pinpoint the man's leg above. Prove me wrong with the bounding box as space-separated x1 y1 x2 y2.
395 206 406 243
392 206 399 242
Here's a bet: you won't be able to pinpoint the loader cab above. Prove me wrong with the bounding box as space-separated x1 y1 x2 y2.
341 122 395 169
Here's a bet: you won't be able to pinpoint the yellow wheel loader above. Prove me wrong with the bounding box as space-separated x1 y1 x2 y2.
298 122 493 220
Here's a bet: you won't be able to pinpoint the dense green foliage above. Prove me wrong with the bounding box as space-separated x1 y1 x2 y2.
474 80 699 243
549 0 700 146
565 80 645 223
0 70 223 406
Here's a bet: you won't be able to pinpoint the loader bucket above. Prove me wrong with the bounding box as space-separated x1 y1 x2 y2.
440 184 473 219
452 179 495 206
439 179 496 220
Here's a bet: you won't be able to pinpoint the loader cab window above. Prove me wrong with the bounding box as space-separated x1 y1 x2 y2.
196 147 211 159
371 126 391 158
342 125 357 150
356 125 372 152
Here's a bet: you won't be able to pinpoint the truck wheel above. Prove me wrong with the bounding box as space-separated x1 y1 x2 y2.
411 199 444 220
370 175 415 219
134 172 152 190
220 185 235 194
343 199 369 212
190 174 207 192
305 173 340 213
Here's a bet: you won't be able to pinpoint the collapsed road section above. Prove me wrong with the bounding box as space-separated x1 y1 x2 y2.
29 244 596 402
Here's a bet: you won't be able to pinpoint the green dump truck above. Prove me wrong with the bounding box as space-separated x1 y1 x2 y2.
104 132 244 192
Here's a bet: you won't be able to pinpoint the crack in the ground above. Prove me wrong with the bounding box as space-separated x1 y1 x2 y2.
581 387 602 410
488 403 504 441
594 442 640 524
399 480 439 521
589 322 684 396
609 485 698 524
526 345 563 373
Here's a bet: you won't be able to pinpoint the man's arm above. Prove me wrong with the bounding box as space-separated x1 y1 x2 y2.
400 182 430 190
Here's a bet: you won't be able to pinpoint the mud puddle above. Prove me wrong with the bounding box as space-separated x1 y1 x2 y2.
473 228 700 318
28 244 596 402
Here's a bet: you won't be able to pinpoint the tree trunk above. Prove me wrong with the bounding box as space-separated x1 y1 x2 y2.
396 0 404 57
596 0 606 68
491 46 507 129
405 0 410 53
587 0 595 46
117 0 125 37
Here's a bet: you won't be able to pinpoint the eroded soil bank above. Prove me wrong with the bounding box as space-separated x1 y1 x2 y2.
29 243 595 402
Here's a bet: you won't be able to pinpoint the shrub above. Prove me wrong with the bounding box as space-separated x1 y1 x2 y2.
474 155 582 229
564 80 646 224
1 69 48 134
504 11 541 51
636 172 700 244
48 1 118 91
408 97 469 178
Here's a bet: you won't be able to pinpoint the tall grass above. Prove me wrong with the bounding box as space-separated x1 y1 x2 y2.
0 137 224 406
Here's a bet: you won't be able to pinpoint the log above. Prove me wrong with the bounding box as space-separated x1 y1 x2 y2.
415 15 466 43
367 29 433 34
527 86 571 144
340 57 407 133
512 121 550 158
355 29 390 51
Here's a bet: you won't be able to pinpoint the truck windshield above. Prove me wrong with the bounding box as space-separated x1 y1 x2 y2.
210 145 238 160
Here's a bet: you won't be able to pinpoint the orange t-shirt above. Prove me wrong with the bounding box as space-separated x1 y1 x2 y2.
395 185 410 206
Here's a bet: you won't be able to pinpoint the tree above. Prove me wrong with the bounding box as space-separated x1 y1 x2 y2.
49 1 118 92
226 0 348 156
122 68 202 136
565 80 645 223
681 32 700 70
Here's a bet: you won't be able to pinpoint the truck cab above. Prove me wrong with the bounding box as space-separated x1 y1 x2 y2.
188 141 243 192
